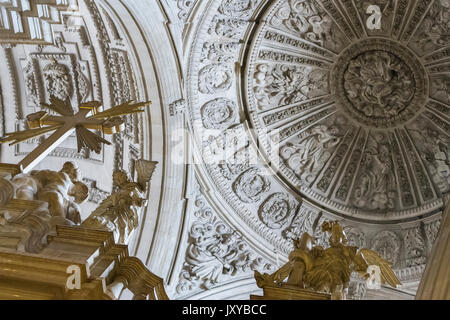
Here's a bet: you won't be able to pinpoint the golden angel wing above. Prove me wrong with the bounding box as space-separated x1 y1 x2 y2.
135 160 158 190
360 249 402 288
90 101 151 119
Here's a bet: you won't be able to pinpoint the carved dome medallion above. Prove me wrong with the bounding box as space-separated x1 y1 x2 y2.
187 0 450 252
332 38 428 128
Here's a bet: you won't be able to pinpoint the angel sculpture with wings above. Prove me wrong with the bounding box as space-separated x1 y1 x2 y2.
255 221 401 299
82 160 157 244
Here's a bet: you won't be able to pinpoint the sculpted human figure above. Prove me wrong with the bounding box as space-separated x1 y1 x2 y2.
82 170 147 244
281 124 340 183
11 161 88 224
254 221 401 299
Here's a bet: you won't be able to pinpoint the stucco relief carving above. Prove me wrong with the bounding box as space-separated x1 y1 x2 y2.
344 51 415 119
344 226 366 248
169 99 186 116
407 124 450 194
282 206 318 240
258 193 299 230
430 76 450 105
200 42 240 64
253 63 328 110
185 0 449 291
218 0 261 18
269 0 345 51
208 15 248 39
232 168 271 203
24 61 40 106
176 0 198 21
333 38 428 129
410 0 450 54
23 53 92 109
370 231 400 267
199 64 233 94
404 227 427 267
201 98 237 130
43 59 73 101
425 218 442 246
76 64 90 102
218 149 254 180
352 133 397 211
207 125 249 162
176 195 272 294
280 123 341 184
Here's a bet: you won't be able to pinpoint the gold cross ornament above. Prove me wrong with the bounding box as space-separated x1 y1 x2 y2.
0 97 150 173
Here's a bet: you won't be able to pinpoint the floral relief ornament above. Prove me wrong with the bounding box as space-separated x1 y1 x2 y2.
176 197 271 294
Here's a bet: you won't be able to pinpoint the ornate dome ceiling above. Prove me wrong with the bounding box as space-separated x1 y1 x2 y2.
244 0 450 222
0 0 448 300
182 0 448 297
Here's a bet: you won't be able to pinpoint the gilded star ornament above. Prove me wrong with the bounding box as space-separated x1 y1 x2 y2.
0 97 151 172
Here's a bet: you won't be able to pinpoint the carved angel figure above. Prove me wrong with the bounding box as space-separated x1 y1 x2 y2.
353 134 396 211
82 160 157 244
255 221 401 299
11 161 88 225
280 125 341 183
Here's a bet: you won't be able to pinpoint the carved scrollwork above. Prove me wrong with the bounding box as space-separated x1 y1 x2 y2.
269 0 344 50
176 194 272 295
208 15 248 39
410 0 450 54
176 0 198 21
